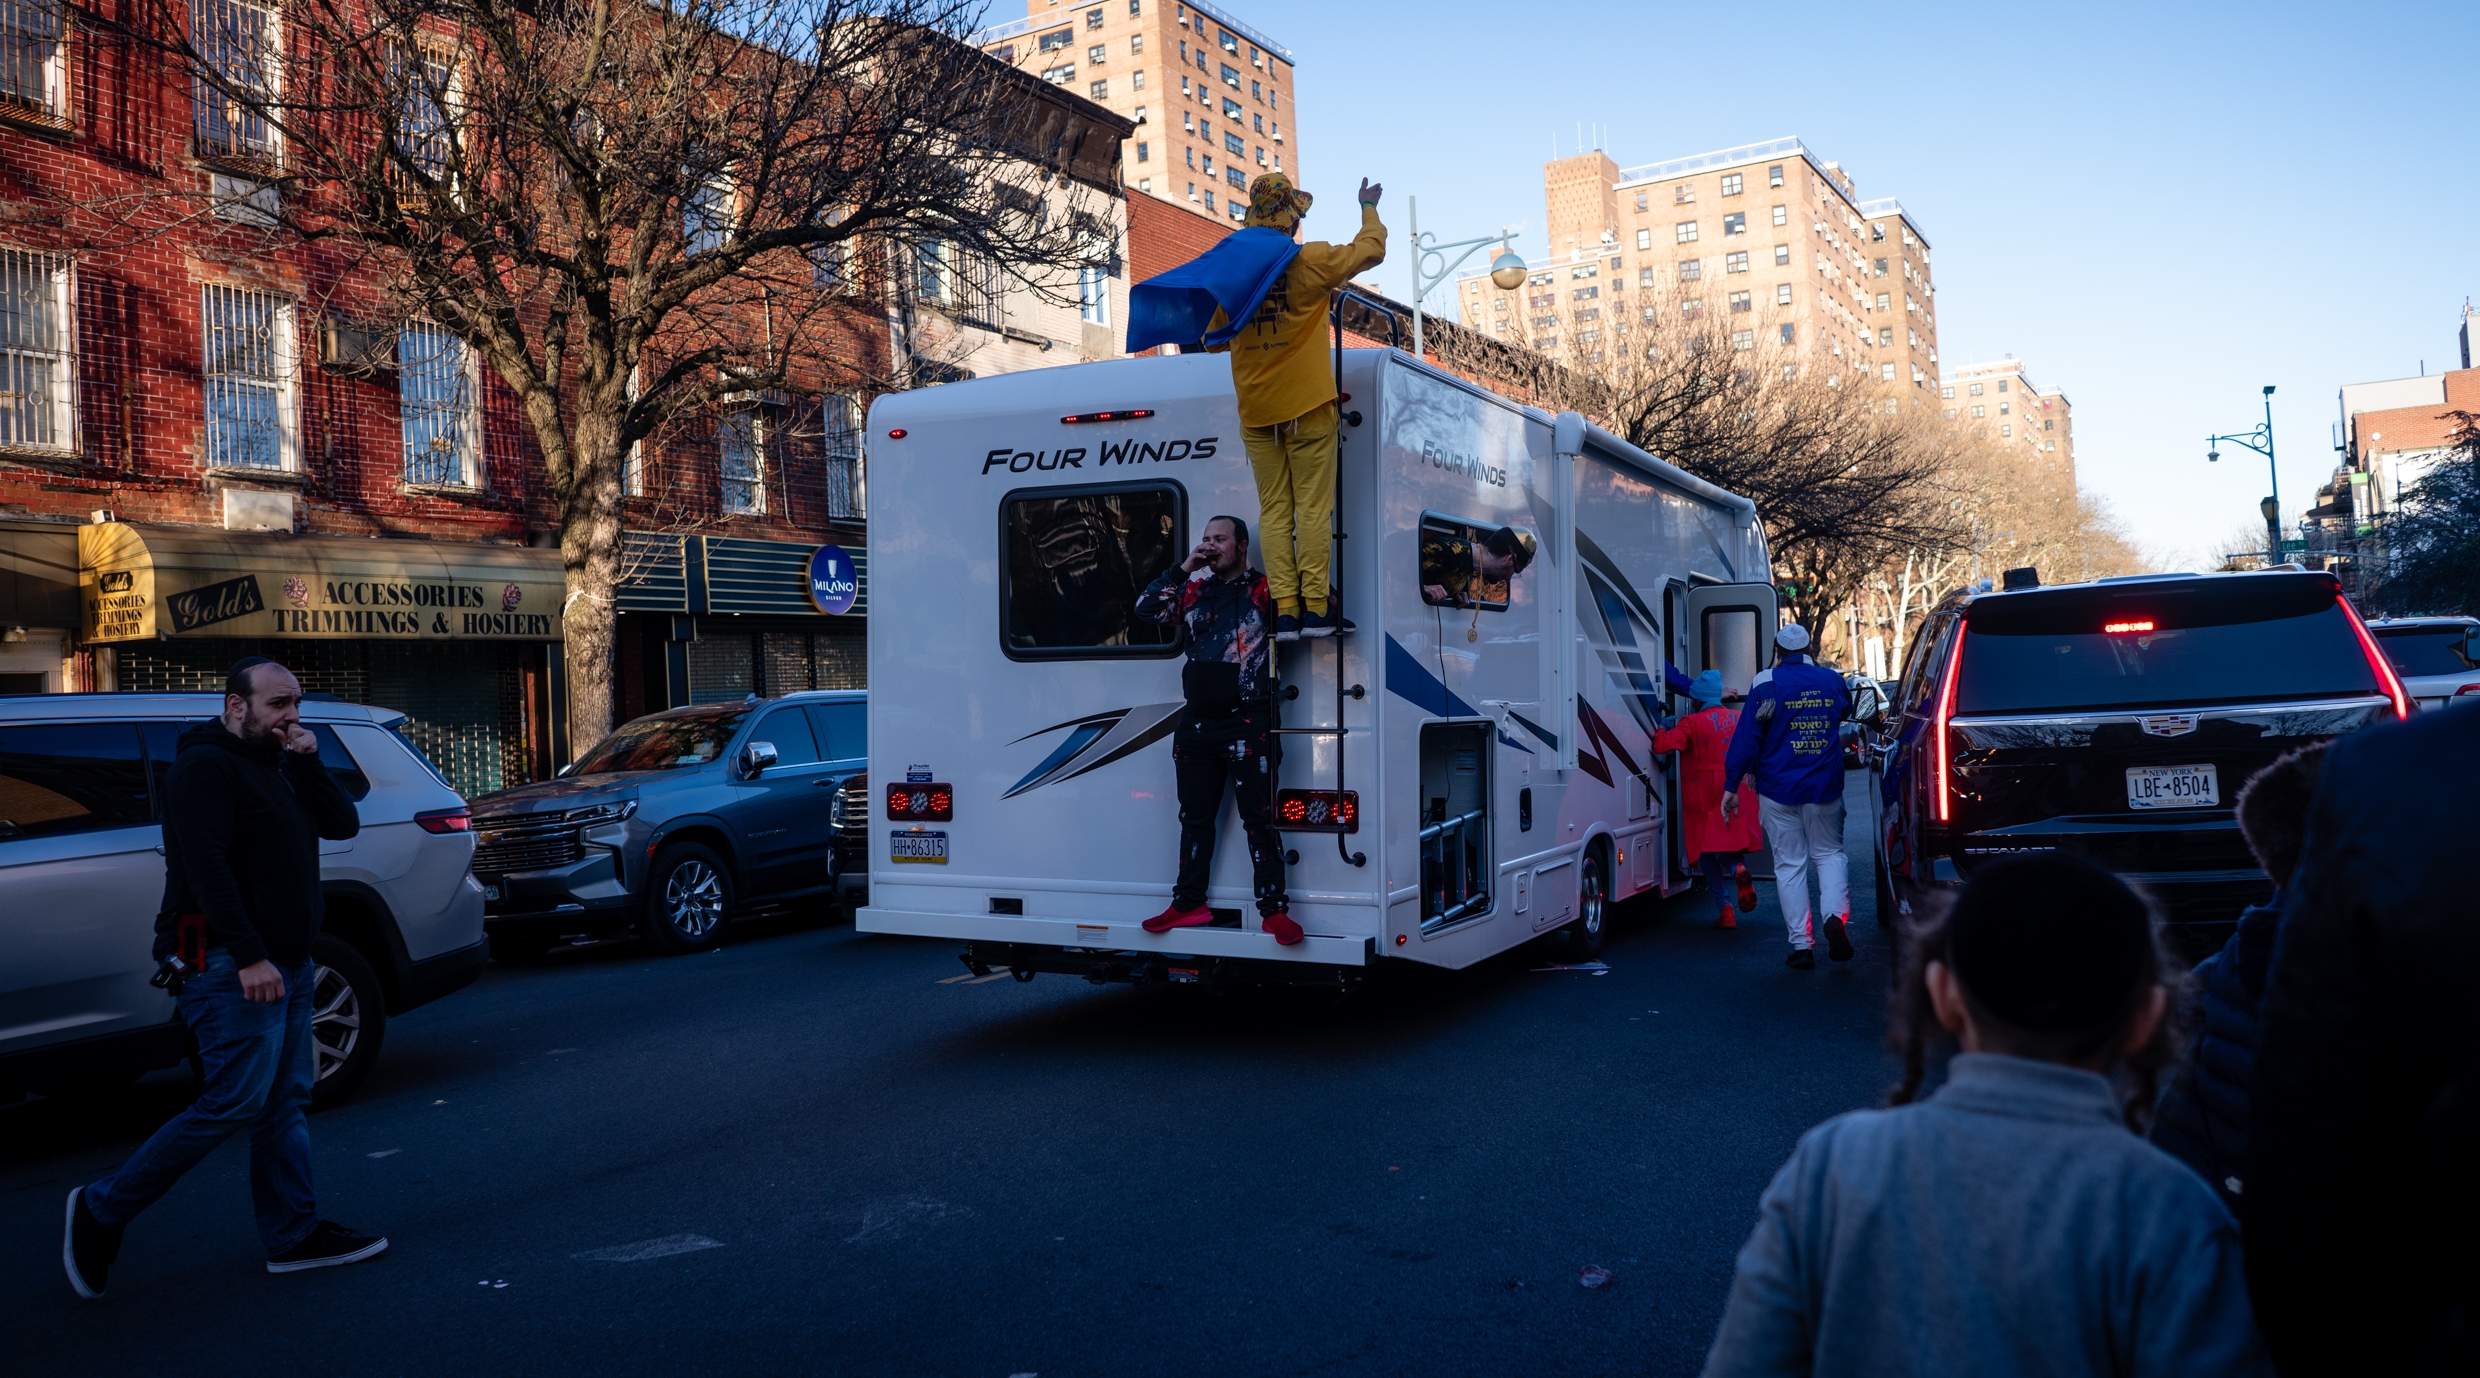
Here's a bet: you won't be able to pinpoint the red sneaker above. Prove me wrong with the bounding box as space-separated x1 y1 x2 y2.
1734 863 1758 914
1714 903 1737 930
1262 909 1304 945
1143 902 1212 933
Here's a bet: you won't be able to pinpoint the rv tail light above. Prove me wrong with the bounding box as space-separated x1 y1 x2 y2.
885 782 953 822
886 428 907 439
1059 409 1157 424
414 807 471 834
2337 597 2412 720
1275 788 1358 833
1933 624 1966 824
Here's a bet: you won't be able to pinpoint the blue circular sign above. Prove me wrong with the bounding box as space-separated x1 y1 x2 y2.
808 544 859 616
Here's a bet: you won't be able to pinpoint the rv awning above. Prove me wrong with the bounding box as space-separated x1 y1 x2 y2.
80 524 567 643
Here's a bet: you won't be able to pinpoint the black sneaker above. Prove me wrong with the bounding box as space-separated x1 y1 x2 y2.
1823 914 1855 963
267 1221 389 1274
1785 947 1816 970
1301 607 1355 638
63 1186 121 1301
1274 613 1302 643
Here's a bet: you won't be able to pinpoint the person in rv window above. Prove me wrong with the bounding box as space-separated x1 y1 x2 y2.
1131 516 1302 945
1420 525 1536 607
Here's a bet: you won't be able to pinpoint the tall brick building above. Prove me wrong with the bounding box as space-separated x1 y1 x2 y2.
0 0 897 793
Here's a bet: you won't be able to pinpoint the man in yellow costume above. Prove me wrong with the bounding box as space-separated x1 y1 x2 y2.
1210 174 1387 641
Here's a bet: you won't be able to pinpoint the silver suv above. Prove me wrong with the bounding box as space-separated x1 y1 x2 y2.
0 693 487 1107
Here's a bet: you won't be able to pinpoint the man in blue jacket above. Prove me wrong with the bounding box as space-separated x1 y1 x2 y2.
1722 624 1853 969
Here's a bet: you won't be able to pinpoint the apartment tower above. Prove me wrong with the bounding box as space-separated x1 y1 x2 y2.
1460 137 1939 406
1941 360 2076 483
978 0 1296 227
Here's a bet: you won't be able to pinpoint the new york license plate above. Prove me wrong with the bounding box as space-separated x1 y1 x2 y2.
2126 764 2218 810
889 830 949 864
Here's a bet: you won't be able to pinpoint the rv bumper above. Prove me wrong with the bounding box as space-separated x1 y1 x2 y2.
855 905 1368 966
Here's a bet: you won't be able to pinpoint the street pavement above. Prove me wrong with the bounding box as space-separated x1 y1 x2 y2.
3 773 1894 1377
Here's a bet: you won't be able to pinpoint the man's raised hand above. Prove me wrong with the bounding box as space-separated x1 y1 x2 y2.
1358 178 1383 207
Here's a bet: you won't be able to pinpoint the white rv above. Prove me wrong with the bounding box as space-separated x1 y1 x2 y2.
857 347 1776 987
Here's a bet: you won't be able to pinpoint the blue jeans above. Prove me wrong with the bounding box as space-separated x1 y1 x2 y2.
1697 850 1746 907
85 948 319 1255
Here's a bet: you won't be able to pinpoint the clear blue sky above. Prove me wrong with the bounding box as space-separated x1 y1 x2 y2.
1230 0 2479 567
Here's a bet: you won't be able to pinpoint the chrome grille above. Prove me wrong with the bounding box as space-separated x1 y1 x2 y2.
471 811 586 876
832 774 869 837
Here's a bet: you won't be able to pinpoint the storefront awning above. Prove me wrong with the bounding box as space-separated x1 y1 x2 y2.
80 524 567 643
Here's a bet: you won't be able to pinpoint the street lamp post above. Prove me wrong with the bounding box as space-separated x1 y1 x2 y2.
2207 385 2282 564
1407 195 1525 362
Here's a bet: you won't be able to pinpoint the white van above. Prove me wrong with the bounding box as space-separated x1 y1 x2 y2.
856 348 1775 987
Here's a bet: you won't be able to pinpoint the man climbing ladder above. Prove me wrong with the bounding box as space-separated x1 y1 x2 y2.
1210 174 1388 641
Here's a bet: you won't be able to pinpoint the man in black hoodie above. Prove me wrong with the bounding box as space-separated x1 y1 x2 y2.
65 657 385 1300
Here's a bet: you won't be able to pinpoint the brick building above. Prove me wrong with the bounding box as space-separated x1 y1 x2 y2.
0 0 899 794
1939 358 2076 483
978 0 1292 230
2302 311 2480 596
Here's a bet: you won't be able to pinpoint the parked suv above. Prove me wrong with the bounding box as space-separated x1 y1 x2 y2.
2367 615 2480 712
1871 569 2408 938
470 691 865 958
0 694 487 1107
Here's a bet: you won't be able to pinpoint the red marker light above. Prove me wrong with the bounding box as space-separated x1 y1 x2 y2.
414 807 471 834
2103 620 2155 634
886 428 907 439
1060 409 1157 424
1933 624 1966 824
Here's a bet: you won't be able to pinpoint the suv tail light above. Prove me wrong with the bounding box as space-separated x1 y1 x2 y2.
1276 788 1359 833
2458 684 2480 697
2338 598 2412 720
1933 624 1967 823
414 807 471 834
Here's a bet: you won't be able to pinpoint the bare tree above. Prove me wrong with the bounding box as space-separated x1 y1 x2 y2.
71 0 1105 747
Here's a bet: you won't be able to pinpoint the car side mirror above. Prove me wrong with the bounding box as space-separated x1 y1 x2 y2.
740 741 779 777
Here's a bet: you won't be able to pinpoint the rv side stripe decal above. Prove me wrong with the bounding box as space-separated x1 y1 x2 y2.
1383 633 1532 755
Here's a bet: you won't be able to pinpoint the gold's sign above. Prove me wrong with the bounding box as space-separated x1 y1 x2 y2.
79 525 566 643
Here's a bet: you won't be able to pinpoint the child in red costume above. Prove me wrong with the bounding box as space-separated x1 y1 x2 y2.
1652 670 1765 928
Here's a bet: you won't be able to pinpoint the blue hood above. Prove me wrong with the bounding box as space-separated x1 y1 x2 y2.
1124 226 1300 354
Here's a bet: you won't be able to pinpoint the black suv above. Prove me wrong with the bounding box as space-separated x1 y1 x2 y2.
470 691 867 958
1871 570 2407 937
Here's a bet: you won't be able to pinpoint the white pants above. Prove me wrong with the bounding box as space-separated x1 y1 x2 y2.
1759 795 1848 948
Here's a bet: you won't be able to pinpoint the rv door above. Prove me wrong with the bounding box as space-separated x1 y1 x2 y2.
1684 583 1779 698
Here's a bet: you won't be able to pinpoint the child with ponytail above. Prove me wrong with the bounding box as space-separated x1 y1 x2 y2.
1701 852 2270 1377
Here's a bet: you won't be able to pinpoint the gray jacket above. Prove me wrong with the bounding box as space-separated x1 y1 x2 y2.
1701 1054 2271 1378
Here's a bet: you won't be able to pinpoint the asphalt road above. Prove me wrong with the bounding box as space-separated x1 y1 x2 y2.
4 772 1895 1377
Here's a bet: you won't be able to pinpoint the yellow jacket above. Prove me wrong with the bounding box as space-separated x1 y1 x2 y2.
1209 204 1388 428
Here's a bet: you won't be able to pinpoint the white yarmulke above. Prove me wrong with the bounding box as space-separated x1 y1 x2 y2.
1775 623 1811 651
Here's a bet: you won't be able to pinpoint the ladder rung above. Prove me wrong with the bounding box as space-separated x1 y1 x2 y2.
1270 726 1349 736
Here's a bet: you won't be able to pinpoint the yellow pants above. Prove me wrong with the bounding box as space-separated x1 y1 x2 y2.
1241 401 1340 611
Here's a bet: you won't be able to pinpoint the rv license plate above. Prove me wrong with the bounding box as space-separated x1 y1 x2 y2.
889 830 949 864
2126 764 2218 810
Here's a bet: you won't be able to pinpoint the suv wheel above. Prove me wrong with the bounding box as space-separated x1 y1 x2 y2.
643 841 733 955
308 935 387 1110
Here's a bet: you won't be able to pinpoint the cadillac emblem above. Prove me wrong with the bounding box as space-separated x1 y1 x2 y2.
2138 714 2200 738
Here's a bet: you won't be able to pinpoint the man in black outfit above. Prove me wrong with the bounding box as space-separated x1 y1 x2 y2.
65 657 386 1299
1131 516 1299 944
2247 705 2479 1375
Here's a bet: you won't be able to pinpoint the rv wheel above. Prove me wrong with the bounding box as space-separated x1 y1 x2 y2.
1563 848 1609 960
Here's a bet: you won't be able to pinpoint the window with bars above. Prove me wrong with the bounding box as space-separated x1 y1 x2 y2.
193 0 281 164
398 321 476 486
1 0 67 124
200 283 295 470
719 408 765 515
393 42 456 184
0 248 72 453
684 171 733 254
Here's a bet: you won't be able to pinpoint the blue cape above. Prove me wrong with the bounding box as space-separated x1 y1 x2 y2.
1124 226 1300 355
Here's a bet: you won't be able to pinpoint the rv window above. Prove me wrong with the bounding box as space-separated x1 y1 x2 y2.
1418 513 1527 611
1001 482 1187 658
